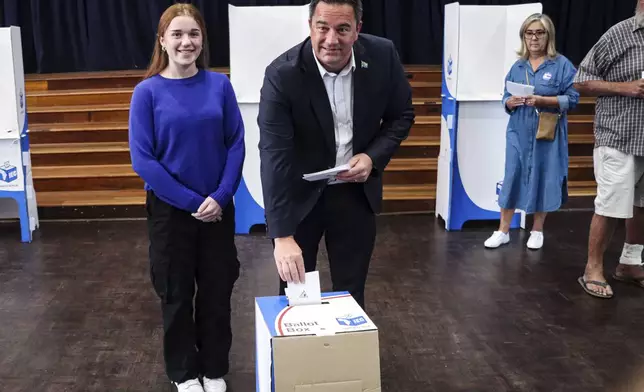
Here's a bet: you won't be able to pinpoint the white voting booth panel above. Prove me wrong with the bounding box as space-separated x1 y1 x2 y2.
0 26 38 242
436 2 541 231
228 4 309 234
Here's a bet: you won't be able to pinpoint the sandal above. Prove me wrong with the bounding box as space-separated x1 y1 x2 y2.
612 273 644 289
578 276 613 299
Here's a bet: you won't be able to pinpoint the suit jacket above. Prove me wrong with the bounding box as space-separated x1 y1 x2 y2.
258 34 415 239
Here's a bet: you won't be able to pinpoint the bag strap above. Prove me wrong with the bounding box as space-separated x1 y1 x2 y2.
525 68 530 86
525 63 560 117
525 66 541 115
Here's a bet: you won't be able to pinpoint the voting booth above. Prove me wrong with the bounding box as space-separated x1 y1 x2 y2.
228 4 310 234
255 291 381 392
0 26 38 242
436 2 542 231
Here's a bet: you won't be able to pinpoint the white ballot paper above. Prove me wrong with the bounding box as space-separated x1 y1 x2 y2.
302 163 351 182
285 271 322 305
506 80 534 97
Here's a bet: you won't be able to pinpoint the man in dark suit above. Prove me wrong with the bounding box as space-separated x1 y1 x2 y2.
258 0 414 308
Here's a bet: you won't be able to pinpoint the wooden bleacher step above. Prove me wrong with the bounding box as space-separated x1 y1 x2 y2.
412 99 441 116
24 68 227 91
27 88 133 107
37 189 146 207
28 122 129 144
383 184 435 199
409 116 440 137
32 164 142 192
28 104 129 124
30 142 131 166
568 134 594 156
410 81 441 98
398 135 440 158
404 65 442 83
384 158 435 185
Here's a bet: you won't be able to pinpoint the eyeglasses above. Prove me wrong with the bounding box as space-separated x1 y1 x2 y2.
524 30 547 39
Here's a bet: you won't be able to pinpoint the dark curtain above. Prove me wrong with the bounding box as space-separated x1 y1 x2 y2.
0 0 638 74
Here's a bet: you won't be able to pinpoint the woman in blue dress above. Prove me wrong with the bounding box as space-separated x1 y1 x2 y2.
484 13 579 250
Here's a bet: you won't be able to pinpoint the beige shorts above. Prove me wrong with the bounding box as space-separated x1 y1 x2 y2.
594 146 644 219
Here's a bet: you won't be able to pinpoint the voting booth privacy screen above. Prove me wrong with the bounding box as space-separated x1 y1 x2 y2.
0 26 38 242
436 2 542 230
228 4 310 234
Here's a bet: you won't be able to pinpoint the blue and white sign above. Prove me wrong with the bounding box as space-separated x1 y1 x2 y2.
336 315 368 327
0 161 18 184
0 26 39 242
436 3 541 230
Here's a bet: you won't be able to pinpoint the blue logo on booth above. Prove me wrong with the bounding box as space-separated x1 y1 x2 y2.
19 90 23 109
496 181 503 196
447 55 453 75
0 161 18 183
336 316 367 327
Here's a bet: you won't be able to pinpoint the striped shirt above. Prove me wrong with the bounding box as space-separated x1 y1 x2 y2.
574 16 644 156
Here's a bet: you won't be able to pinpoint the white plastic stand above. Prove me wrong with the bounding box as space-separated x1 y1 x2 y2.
228 4 309 234
0 26 38 242
436 2 541 230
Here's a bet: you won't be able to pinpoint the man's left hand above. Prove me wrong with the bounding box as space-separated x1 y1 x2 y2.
335 153 373 183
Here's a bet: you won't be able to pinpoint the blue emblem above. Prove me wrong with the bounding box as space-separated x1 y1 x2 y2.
336 315 367 327
0 161 18 183
447 55 453 75
19 90 23 109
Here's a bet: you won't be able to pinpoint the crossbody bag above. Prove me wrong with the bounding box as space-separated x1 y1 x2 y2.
525 68 560 141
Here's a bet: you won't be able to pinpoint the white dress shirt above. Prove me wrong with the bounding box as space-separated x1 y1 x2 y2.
312 48 356 184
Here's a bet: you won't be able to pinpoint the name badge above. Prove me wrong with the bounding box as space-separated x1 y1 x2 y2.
543 72 553 81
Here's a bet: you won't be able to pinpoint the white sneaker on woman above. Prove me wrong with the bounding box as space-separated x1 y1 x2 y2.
527 231 544 250
484 231 510 248
174 378 204 392
203 377 227 392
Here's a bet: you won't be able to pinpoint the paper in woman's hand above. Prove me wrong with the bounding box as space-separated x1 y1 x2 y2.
506 81 535 97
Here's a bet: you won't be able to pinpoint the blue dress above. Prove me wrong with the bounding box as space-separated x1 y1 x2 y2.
498 55 579 214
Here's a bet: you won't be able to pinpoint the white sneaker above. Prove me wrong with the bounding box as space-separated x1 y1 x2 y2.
203 377 227 392
174 378 204 392
484 231 510 248
527 231 544 250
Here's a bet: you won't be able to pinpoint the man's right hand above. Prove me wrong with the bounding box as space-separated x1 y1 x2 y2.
621 79 644 98
274 236 305 283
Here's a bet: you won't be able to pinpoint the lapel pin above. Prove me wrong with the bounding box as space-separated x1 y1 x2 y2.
361 60 368 69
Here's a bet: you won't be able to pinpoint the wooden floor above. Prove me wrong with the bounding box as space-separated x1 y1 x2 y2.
1 213 643 391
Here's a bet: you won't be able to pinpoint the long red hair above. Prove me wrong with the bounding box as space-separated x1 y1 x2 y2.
144 3 210 79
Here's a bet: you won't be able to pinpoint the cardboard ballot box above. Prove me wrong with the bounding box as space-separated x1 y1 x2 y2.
255 292 381 392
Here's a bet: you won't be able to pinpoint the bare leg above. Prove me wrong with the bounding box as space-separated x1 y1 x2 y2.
615 206 644 279
583 214 617 296
532 212 547 232
498 208 515 233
